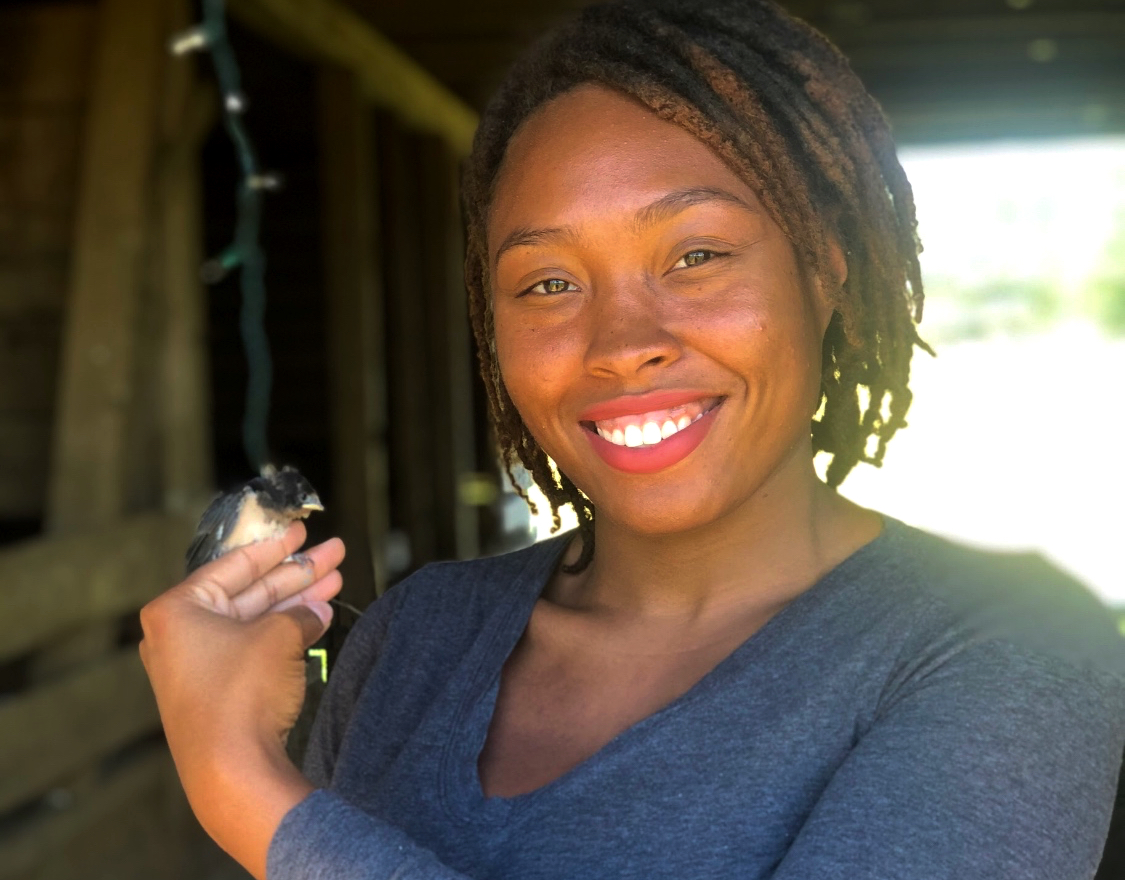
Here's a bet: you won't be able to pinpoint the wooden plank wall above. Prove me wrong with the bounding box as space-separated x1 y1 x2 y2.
0 4 95 526
378 115 482 576
0 1 218 878
46 0 165 533
317 64 385 607
0 0 487 875
418 136 479 562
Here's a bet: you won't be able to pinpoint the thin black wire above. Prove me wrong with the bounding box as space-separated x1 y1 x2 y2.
198 0 273 473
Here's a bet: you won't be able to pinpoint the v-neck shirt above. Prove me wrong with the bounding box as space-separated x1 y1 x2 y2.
269 517 1125 880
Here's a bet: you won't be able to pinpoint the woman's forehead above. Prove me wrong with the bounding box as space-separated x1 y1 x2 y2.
486 85 765 254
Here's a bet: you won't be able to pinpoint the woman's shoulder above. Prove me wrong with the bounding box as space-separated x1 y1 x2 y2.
345 533 569 650
867 517 1125 679
396 532 567 608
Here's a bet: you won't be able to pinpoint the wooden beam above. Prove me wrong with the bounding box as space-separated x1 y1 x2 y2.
0 421 50 519
228 0 477 155
0 4 96 106
46 0 166 532
317 65 385 605
0 647 160 815
0 511 196 664
0 745 184 880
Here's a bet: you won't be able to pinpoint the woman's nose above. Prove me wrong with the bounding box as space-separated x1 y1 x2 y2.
582 281 682 379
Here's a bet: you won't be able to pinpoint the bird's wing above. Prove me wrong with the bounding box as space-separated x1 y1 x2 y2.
184 489 246 574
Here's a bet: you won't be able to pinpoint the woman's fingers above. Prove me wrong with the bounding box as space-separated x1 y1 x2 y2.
229 537 346 620
187 522 308 602
271 569 344 614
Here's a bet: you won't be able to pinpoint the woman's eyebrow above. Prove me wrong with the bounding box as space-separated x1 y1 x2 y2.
492 186 757 266
633 186 758 231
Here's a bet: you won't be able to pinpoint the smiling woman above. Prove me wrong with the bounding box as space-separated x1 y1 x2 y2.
137 1 1125 879
489 85 839 542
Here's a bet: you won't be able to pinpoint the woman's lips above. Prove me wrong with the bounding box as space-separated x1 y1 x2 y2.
583 400 722 474
578 389 719 422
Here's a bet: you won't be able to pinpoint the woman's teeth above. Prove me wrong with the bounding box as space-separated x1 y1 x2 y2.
596 410 703 448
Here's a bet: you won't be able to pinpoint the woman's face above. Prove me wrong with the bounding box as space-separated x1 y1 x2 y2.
488 85 837 536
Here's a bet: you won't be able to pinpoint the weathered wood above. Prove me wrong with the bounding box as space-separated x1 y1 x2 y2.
317 65 385 605
0 265 69 315
418 136 478 560
337 0 586 41
0 4 92 524
228 0 477 155
0 4 96 106
0 318 59 415
46 0 166 532
0 745 184 880
0 511 197 664
0 420 50 518
155 0 217 517
0 111 87 263
378 117 437 572
156 116 215 515
0 647 160 815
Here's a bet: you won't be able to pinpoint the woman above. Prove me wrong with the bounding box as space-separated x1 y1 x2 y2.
139 1 1125 878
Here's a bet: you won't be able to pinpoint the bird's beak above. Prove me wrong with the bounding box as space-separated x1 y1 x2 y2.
301 495 324 512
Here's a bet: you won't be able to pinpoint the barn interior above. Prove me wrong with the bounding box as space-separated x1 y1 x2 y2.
0 0 1123 877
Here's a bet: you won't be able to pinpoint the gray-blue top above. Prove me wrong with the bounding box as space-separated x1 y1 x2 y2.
268 517 1125 879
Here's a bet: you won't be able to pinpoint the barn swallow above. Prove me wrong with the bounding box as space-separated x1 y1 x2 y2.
185 465 324 574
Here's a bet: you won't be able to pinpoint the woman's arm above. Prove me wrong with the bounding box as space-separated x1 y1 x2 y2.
139 523 342 880
140 525 476 880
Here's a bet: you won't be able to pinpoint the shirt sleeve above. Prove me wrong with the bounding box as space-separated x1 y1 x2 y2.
269 790 475 880
770 638 1125 880
268 585 475 880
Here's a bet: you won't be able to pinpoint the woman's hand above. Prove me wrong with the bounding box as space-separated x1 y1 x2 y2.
139 522 346 878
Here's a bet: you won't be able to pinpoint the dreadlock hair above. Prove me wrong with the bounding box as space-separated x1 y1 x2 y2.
463 0 931 572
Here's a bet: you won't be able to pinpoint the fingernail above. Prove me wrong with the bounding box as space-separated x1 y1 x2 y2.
309 601 333 628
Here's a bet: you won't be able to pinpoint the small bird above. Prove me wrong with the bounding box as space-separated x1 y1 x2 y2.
185 464 324 574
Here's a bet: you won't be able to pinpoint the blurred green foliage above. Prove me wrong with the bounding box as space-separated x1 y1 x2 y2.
1087 207 1125 334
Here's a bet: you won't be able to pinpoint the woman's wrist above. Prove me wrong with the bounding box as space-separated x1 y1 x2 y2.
194 735 316 880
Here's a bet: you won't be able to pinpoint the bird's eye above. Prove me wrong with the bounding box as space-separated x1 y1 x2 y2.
676 249 718 268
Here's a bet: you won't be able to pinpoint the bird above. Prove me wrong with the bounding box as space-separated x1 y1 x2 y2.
185 464 324 574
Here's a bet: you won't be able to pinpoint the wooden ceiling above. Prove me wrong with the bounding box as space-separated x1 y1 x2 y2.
339 0 1125 143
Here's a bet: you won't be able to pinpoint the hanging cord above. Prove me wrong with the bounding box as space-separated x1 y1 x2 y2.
171 0 280 474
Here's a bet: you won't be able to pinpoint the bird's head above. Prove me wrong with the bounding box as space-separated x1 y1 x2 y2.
255 465 324 519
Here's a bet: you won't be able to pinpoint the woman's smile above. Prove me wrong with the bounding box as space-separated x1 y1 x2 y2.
489 84 835 535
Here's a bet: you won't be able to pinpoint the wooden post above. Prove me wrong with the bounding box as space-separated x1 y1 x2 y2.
419 136 479 560
46 0 166 533
317 64 385 607
35 0 166 684
156 0 216 516
378 116 437 572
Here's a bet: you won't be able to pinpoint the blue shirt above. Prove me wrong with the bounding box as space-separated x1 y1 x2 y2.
269 517 1125 879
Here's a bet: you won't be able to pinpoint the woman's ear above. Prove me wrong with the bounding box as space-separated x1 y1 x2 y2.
813 236 848 336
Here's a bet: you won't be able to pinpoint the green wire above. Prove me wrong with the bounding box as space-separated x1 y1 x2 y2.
194 0 274 474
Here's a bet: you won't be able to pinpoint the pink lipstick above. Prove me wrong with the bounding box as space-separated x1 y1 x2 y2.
582 397 722 474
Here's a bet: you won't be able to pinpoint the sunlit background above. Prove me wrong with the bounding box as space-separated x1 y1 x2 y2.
527 137 1125 607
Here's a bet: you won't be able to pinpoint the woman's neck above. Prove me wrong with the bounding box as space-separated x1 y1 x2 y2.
550 460 881 623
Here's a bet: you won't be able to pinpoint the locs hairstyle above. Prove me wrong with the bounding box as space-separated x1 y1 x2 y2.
463 0 931 571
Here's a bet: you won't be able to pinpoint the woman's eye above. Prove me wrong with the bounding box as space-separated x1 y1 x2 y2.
526 278 575 295
675 249 719 269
